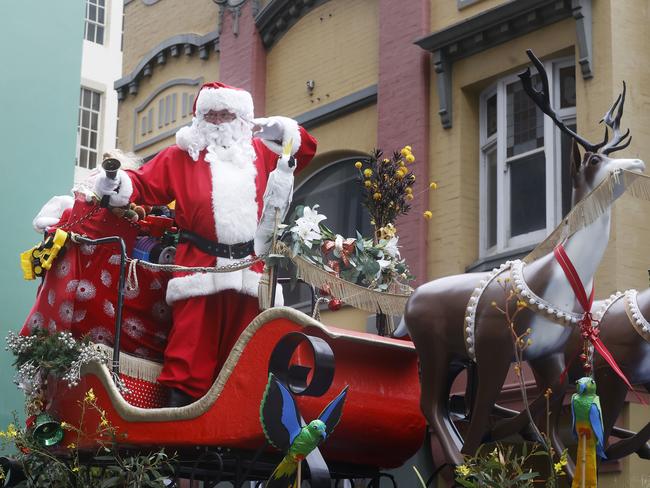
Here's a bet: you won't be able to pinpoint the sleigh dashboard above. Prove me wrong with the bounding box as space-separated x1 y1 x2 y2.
47 307 425 469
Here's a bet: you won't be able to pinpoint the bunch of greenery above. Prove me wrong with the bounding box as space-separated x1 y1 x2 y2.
454 442 544 487
0 389 175 487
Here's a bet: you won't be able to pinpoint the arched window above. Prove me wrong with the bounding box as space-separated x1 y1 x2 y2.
282 156 373 308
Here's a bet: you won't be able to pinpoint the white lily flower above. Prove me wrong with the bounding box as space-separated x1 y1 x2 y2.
301 206 327 227
384 236 401 258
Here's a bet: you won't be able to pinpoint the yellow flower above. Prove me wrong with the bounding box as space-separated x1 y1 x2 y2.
405 187 413 194
516 300 527 309
67 443 76 449
354 161 363 169
84 389 96 403
100 417 110 428
382 158 390 164
398 160 405 167
423 210 432 220
364 180 372 188
404 145 412 152
455 464 471 477
363 169 373 178
373 192 382 200
429 181 437 190
72 466 80 473
406 154 415 163
5 424 18 438
406 194 414 200
400 148 411 157
395 171 405 180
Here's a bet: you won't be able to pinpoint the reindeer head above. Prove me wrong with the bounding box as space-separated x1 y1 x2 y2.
520 50 645 203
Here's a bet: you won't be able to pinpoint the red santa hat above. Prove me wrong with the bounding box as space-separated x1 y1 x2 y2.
193 82 254 121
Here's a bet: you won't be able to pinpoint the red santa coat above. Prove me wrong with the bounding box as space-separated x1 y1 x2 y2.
127 127 317 305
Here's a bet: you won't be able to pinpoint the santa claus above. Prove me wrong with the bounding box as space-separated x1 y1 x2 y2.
95 82 317 406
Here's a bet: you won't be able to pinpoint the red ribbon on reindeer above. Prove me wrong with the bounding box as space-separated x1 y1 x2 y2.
554 244 646 404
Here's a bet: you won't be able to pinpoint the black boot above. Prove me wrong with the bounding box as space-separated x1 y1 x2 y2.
167 387 195 407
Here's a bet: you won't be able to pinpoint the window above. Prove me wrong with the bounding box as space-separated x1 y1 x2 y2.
84 0 106 45
281 158 373 308
479 58 576 257
76 87 102 170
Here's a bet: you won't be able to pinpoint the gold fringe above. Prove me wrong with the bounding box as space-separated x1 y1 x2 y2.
274 242 411 318
525 169 650 263
95 344 162 383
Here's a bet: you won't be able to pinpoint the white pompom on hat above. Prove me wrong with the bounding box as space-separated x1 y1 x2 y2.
193 81 254 121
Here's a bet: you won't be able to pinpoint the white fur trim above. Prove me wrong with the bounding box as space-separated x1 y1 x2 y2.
165 268 284 306
33 195 74 233
259 116 301 156
175 125 199 160
207 146 258 244
110 170 134 207
195 87 254 120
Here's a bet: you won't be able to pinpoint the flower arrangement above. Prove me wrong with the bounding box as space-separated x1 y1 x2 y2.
354 147 435 242
6 330 108 409
282 204 412 291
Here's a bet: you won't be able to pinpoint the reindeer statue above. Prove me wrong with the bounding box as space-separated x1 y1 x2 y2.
558 289 650 461
403 50 645 470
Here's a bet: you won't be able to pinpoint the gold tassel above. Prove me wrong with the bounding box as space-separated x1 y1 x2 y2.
525 169 650 263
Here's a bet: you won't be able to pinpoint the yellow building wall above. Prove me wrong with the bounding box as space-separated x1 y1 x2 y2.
118 54 218 156
122 0 218 75
428 19 576 279
265 0 378 118
430 0 509 33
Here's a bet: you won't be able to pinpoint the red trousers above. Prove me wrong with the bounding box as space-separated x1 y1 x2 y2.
157 290 260 398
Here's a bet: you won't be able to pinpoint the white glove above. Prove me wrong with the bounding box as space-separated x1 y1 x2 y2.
252 117 284 141
94 169 133 207
32 195 74 233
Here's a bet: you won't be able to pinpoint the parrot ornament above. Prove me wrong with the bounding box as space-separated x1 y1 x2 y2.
571 376 606 488
259 373 348 488
254 138 297 257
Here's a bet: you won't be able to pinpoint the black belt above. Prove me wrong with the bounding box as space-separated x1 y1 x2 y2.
178 230 254 259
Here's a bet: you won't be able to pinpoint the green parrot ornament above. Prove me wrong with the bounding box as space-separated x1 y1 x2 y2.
571 376 606 488
260 373 348 488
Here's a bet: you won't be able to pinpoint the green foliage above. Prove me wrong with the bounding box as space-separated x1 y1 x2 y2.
0 392 175 487
454 442 545 488
8 329 91 378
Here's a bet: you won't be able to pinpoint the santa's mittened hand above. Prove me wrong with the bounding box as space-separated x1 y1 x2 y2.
94 169 133 207
252 117 284 141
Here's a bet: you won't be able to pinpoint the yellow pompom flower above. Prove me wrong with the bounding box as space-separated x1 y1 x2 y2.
405 187 413 194
406 154 415 163
382 158 390 164
400 148 411 157
363 168 373 178
429 181 437 189
373 192 382 200
395 171 405 180
354 161 363 169
364 180 372 188
406 194 414 200
423 210 432 220
404 145 412 152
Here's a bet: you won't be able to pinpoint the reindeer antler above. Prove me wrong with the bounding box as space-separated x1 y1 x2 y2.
599 82 632 155
518 50 603 153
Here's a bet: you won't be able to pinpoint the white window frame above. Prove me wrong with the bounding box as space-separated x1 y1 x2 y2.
76 87 103 170
479 57 576 258
84 0 106 45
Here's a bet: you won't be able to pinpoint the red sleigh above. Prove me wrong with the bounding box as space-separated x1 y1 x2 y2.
27 197 425 483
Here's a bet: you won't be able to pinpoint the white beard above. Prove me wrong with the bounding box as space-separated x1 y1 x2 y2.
176 116 254 162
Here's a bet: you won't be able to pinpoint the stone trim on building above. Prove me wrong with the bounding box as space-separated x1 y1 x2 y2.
294 85 377 129
415 0 592 128
255 0 331 48
115 31 219 99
